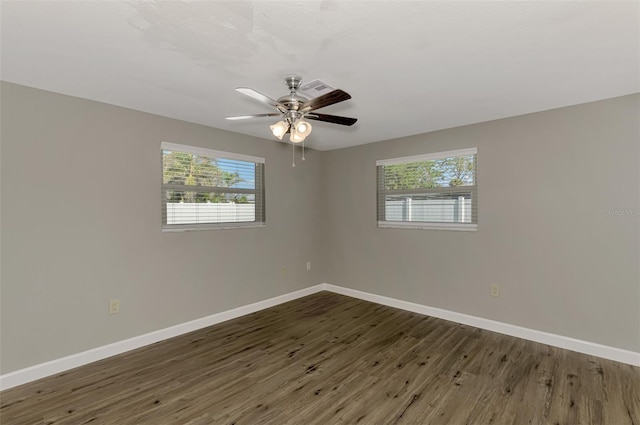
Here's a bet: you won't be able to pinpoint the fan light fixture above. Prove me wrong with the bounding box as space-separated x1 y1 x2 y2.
270 121 288 140
290 130 304 143
295 120 312 138
290 119 312 143
270 118 312 144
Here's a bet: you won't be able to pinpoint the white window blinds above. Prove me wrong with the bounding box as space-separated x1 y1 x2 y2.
376 148 477 231
161 142 265 231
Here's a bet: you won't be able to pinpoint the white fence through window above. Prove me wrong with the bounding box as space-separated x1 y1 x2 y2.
385 197 472 223
166 203 256 224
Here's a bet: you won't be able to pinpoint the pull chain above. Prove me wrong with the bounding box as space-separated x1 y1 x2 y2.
302 139 306 161
292 142 296 167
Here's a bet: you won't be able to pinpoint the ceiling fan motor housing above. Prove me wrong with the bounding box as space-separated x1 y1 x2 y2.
278 75 308 122
285 75 302 92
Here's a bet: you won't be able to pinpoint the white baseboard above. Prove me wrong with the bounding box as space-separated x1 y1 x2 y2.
0 284 325 391
2 282 638 391
324 283 640 367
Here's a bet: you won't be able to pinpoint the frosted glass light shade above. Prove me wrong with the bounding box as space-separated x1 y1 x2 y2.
295 120 312 138
270 121 289 140
290 129 305 143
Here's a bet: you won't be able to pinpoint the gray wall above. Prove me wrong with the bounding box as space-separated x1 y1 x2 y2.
0 82 328 373
1 83 638 375
323 94 640 352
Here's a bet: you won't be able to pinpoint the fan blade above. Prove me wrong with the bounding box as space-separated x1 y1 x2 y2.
306 113 357 126
236 88 286 111
226 113 282 120
300 89 351 113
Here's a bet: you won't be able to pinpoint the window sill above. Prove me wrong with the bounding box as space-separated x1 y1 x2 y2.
162 223 266 232
378 221 477 232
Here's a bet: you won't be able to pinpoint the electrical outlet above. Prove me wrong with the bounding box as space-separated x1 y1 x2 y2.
281 267 287 277
306 262 311 271
109 299 120 314
490 284 500 297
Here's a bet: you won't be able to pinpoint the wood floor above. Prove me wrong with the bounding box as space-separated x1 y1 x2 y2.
1 292 639 425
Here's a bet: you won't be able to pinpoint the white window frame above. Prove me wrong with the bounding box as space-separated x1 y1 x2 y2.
161 142 265 232
376 147 478 231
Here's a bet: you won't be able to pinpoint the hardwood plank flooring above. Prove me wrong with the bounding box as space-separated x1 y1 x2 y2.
1 291 638 424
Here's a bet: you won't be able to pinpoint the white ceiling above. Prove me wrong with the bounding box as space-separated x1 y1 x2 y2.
1 1 638 151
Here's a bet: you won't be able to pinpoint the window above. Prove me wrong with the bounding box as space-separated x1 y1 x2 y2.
161 142 265 231
376 148 477 231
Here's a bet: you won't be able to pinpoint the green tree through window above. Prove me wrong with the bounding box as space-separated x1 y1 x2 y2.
383 155 474 190
162 151 244 203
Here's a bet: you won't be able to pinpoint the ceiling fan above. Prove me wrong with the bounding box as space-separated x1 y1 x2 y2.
226 75 357 145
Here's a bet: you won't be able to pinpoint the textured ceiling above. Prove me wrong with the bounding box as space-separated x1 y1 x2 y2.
1 1 638 151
